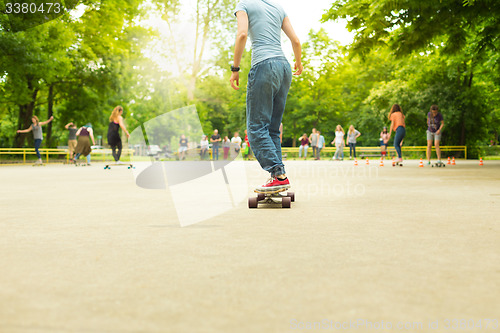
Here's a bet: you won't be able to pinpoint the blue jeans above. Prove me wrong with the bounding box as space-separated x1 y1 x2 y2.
34 139 42 159
212 146 219 160
394 126 406 158
246 57 292 177
348 142 356 158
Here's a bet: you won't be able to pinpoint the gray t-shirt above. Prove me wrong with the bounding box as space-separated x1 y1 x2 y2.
68 128 78 140
347 130 360 143
31 124 43 140
234 0 287 67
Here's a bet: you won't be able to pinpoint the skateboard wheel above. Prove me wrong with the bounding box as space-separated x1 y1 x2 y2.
287 192 295 202
248 197 258 209
257 193 265 201
281 196 291 208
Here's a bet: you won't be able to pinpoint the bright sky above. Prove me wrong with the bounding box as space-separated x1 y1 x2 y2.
281 0 353 46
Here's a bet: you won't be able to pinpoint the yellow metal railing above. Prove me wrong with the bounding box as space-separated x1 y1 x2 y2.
0 148 135 164
281 146 467 159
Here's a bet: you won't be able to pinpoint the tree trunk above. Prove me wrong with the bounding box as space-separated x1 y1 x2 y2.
46 84 54 147
15 88 38 147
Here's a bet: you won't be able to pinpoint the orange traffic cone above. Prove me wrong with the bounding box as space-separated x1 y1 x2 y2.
379 158 384 167
366 158 369 165
479 158 484 166
354 158 358 166
419 158 424 168
452 157 456 166
447 157 451 165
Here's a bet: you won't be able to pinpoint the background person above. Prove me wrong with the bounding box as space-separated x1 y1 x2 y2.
65 122 78 162
210 129 221 160
298 133 309 159
179 134 188 160
380 126 390 158
16 115 54 164
388 104 406 164
332 125 345 161
231 131 242 156
346 125 361 159
426 105 444 165
317 130 325 160
74 123 95 165
222 136 231 160
200 135 209 160
309 128 319 160
107 105 130 163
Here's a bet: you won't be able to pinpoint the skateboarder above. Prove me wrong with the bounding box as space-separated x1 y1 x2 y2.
388 104 406 165
426 105 444 165
16 115 54 165
230 0 302 191
107 105 130 163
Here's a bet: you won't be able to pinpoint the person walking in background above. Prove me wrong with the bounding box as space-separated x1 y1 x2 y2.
200 135 209 160
222 136 231 160
380 126 390 158
309 128 319 160
317 130 325 160
332 125 345 161
231 131 242 156
210 129 221 160
346 125 361 159
107 105 130 164
244 129 252 160
230 0 302 191
298 133 309 159
74 123 95 165
388 104 406 164
179 134 188 160
65 122 78 162
426 105 444 165
16 115 54 165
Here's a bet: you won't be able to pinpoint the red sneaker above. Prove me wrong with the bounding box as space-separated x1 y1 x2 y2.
255 177 290 192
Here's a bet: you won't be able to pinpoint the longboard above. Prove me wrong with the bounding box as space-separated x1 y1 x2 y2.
104 163 134 170
392 161 403 167
431 161 446 167
249 187 294 209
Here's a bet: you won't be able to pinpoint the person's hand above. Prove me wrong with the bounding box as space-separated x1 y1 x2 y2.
49 116 54 120
436 130 441 135
16 130 20 133
126 132 130 139
230 72 240 90
293 62 303 75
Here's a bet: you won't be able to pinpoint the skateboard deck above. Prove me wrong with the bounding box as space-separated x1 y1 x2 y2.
249 187 294 209
431 161 446 167
104 163 134 170
32 163 45 167
392 161 403 167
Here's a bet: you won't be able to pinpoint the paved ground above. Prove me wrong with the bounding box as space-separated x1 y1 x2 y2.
1 160 499 333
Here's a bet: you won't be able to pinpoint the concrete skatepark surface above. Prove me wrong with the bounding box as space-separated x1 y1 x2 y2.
1 160 499 332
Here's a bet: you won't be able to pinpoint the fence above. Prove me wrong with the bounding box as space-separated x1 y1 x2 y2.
281 146 467 159
0 148 135 165
0 146 468 164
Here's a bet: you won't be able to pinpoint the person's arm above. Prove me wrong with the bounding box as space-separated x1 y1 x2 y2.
230 11 249 90
89 128 96 146
437 119 444 135
118 116 130 138
76 127 82 136
40 116 54 126
65 122 73 129
17 125 32 134
281 17 302 75
355 131 361 139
